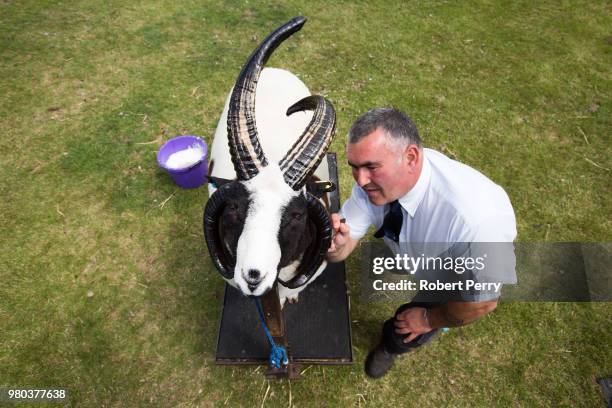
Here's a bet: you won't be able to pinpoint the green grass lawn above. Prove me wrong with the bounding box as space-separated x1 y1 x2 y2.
1 0 610 406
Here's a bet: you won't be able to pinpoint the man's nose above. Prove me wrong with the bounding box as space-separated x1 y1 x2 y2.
355 168 370 186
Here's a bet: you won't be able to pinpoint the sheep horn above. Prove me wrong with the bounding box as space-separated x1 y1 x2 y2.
280 95 336 190
227 16 307 180
203 182 239 280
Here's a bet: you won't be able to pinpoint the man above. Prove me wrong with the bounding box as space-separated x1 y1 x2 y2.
327 108 516 378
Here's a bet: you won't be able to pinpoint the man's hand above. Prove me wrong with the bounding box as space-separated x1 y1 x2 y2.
393 307 433 343
328 213 349 252
326 213 358 263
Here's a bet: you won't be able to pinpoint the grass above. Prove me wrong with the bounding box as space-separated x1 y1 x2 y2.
1 0 610 406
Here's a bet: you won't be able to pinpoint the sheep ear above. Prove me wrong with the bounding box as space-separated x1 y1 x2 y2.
208 176 234 188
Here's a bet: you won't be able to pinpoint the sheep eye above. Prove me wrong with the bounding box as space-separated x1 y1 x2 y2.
292 212 303 221
227 203 239 211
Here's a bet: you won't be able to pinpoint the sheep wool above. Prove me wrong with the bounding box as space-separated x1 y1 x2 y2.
165 144 205 170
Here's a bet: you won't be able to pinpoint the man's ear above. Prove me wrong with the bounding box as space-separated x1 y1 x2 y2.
404 144 420 170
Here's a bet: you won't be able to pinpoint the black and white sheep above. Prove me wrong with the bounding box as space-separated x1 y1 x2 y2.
204 17 336 306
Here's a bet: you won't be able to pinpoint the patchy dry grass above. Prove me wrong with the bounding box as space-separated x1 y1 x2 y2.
1 0 610 407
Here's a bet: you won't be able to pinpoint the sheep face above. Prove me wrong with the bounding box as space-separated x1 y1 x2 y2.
221 165 314 296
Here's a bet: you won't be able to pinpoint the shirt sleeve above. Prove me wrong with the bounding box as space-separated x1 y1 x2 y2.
470 211 518 280
439 241 515 302
451 223 518 302
340 185 375 240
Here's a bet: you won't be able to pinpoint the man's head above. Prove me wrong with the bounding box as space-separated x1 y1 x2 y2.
347 108 423 205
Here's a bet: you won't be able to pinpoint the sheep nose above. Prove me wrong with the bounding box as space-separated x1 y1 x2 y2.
247 269 260 281
245 269 262 292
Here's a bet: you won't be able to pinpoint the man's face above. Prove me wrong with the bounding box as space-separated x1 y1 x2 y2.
347 128 420 206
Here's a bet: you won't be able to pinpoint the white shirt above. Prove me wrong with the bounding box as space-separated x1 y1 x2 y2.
341 148 517 298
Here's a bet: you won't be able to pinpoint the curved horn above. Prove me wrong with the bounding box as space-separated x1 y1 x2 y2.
227 16 307 180
279 95 336 190
203 183 238 280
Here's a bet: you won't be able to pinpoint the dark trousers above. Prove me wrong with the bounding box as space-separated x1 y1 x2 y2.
382 301 440 355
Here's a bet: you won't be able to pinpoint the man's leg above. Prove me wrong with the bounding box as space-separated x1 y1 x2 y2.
365 301 440 378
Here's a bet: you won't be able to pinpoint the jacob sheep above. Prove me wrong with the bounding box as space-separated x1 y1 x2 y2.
203 16 336 306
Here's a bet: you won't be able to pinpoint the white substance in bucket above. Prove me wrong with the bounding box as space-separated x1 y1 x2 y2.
165 144 205 170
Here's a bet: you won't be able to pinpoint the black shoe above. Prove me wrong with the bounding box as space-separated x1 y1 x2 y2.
365 343 397 379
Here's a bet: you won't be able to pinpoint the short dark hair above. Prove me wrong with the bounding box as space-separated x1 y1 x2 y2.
348 108 422 148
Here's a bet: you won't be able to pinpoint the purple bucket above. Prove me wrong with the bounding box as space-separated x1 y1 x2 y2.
157 135 208 189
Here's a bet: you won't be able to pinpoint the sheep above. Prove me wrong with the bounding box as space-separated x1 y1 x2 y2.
203 16 336 307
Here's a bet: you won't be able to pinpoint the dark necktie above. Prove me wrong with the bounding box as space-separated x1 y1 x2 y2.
374 200 403 243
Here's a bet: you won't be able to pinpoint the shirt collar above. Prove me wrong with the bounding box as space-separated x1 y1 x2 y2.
397 153 431 218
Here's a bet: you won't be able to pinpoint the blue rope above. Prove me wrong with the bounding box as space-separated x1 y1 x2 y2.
253 298 289 369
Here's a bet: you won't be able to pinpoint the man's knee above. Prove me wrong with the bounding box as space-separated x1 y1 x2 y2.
382 302 440 354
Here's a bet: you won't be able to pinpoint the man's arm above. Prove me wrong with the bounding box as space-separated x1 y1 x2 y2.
428 300 498 328
326 213 360 263
393 300 498 343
